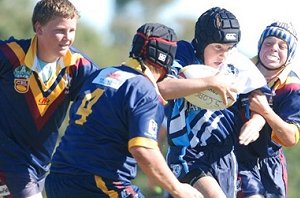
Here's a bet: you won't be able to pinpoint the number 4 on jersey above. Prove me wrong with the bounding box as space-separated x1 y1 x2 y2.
75 88 103 125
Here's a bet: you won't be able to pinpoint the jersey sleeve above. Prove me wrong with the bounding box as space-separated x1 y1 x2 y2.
126 78 165 150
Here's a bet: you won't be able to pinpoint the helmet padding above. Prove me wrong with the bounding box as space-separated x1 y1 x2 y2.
130 23 177 73
193 7 241 60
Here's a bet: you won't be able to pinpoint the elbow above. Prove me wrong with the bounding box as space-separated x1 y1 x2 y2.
273 133 298 148
279 136 298 148
282 140 298 148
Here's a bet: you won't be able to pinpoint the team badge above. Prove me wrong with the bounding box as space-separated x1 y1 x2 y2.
13 65 32 93
170 164 182 178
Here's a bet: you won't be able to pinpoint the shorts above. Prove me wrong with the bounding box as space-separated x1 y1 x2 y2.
238 150 287 198
0 171 45 198
45 172 145 198
168 149 237 198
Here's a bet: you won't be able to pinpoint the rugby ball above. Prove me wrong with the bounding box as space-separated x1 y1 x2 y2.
178 64 236 110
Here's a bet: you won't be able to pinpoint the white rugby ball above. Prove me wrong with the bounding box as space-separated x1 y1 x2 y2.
178 64 236 110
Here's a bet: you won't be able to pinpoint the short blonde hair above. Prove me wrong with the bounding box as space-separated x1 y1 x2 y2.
32 0 80 32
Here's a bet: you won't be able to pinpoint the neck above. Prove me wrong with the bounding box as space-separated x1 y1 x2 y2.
257 62 284 82
146 65 161 82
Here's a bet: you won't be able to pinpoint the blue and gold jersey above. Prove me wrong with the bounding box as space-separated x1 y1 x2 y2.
0 36 98 178
50 59 166 182
237 58 300 161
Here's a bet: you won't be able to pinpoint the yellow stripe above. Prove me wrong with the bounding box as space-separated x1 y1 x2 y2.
285 76 300 84
293 123 300 144
94 176 118 198
128 137 159 150
29 74 66 116
123 58 167 105
7 42 25 63
272 124 300 146
63 50 83 65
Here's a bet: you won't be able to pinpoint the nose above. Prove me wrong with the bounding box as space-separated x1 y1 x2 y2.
270 43 279 52
63 30 75 42
63 32 70 41
219 50 230 58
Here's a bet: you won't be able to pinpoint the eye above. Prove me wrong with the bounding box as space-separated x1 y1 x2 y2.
264 41 272 47
279 43 288 50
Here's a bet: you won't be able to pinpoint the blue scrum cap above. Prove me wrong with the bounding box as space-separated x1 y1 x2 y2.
258 21 298 64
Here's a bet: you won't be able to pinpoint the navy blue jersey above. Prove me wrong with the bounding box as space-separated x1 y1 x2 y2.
0 36 98 182
236 58 300 197
236 59 300 161
49 59 166 183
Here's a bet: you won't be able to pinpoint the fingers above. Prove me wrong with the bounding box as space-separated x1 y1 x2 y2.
221 87 238 106
239 130 259 145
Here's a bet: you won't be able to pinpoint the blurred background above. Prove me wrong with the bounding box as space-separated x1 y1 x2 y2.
1 0 300 197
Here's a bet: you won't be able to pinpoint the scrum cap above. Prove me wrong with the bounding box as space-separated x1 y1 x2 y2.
193 7 241 60
129 23 177 74
258 21 298 64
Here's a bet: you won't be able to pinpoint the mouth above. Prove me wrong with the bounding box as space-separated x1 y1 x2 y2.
59 44 69 50
265 54 279 62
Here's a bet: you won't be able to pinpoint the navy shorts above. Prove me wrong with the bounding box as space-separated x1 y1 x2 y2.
45 172 145 198
238 150 287 198
168 150 237 198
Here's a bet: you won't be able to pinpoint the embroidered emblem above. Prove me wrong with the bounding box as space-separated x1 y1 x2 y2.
13 65 32 93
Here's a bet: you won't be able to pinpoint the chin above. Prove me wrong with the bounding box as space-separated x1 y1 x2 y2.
58 49 69 56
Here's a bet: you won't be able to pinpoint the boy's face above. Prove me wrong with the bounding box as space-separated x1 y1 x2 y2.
203 43 235 68
35 16 78 62
259 36 288 70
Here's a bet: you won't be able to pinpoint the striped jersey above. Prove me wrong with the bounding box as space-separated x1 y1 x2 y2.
166 40 244 168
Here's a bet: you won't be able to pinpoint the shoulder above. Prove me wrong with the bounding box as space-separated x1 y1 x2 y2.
93 66 155 93
0 36 31 51
175 40 200 66
69 46 100 68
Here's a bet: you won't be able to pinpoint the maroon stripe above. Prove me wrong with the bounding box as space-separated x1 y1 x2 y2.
0 42 21 68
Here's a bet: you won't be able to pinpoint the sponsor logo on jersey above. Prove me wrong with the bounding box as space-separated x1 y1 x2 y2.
145 119 158 139
13 65 32 93
38 97 50 105
94 68 136 89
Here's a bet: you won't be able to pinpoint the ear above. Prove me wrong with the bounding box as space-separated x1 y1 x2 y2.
35 22 43 35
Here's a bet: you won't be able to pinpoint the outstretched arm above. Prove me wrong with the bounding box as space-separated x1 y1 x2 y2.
158 72 237 105
130 146 203 198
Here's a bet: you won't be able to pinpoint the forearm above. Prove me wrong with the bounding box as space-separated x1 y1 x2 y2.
130 146 182 196
239 112 265 145
158 77 210 100
262 109 299 147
